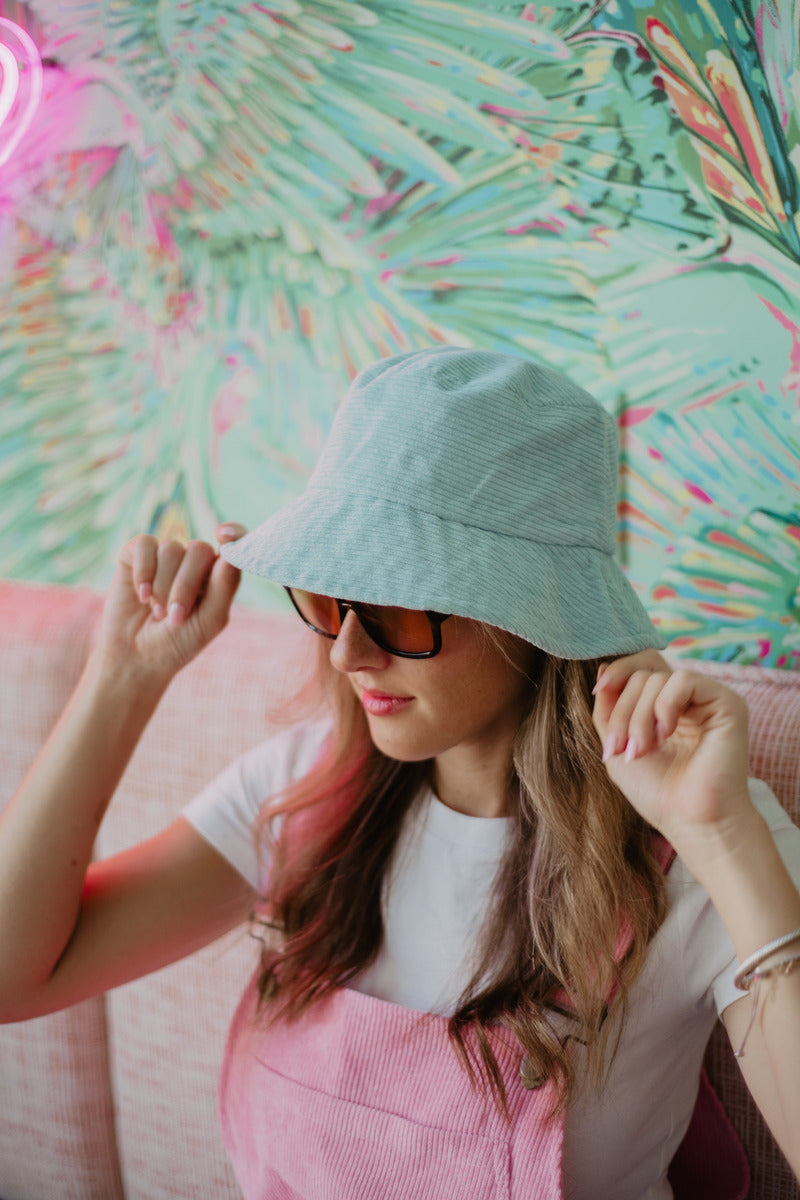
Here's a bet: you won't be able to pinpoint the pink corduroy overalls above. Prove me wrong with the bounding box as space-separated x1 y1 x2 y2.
219 840 750 1200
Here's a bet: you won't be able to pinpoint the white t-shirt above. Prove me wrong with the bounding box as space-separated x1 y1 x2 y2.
183 720 800 1200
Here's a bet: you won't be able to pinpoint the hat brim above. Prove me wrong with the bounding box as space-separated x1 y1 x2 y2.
221 489 665 661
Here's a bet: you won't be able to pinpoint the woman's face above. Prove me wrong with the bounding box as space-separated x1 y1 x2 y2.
329 608 538 813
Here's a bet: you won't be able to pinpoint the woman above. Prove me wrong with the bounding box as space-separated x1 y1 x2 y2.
0 347 798 1199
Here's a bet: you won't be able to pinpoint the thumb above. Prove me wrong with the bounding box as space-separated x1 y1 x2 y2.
216 522 247 546
198 523 247 630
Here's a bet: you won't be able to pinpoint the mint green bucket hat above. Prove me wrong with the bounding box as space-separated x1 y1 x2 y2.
221 347 665 660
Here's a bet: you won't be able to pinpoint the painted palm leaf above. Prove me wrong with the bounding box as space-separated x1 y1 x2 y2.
650 511 800 668
2 0 717 603
607 0 800 260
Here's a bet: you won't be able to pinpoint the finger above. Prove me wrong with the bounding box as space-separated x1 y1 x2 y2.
189 550 241 637
151 540 186 620
594 649 670 696
165 540 218 627
620 671 672 760
594 669 666 762
649 669 698 746
128 536 159 604
651 669 746 741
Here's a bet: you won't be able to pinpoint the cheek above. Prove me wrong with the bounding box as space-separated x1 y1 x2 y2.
421 660 528 737
360 670 470 757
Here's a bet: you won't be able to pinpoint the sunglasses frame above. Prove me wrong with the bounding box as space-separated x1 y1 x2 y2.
285 587 450 658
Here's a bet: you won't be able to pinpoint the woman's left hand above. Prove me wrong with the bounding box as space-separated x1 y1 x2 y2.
592 653 753 844
597 655 800 1181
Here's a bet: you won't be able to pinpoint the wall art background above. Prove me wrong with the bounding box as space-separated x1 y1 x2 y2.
0 0 798 665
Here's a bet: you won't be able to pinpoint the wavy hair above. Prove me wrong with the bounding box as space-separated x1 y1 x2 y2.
251 627 667 1111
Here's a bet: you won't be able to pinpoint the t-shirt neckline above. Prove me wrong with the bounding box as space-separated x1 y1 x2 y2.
416 786 512 852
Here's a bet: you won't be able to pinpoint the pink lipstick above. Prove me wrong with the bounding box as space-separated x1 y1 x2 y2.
361 689 413 717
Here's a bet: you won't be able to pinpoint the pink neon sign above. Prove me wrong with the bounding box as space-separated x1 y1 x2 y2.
0 17 42 167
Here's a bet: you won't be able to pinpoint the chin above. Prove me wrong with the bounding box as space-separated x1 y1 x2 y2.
365 719 439 764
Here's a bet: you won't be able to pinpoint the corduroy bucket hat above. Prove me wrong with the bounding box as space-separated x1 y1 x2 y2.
221 347 665 660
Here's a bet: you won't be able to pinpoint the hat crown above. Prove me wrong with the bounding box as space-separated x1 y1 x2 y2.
221 346 664 657
310 347 618 551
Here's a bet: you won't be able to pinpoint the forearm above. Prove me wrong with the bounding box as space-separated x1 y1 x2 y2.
0 649 168 1001
677 802 800 958
676 806 800 1173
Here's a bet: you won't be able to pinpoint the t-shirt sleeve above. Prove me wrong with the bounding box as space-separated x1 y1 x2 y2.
710 778 800 1015
181 719 331 892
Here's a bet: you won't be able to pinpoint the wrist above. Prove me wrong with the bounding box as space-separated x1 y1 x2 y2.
670 805 800 966
660 789 760 874
85 645 171 708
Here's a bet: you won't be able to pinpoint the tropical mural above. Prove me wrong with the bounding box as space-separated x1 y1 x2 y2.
0 0 798 665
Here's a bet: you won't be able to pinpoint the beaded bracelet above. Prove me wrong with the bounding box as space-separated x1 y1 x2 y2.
736 948 800 992
733 926 800 993
733 949 800 1059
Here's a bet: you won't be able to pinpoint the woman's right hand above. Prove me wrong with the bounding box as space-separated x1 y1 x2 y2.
95 523 246 685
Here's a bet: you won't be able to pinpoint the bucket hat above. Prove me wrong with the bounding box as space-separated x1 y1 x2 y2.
221 346 665 660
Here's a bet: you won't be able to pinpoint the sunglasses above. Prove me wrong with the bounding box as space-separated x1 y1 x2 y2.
286 588 451 658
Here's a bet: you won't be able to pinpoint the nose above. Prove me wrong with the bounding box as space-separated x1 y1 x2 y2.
329 608 391 674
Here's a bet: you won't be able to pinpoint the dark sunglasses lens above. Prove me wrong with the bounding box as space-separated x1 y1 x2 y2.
357 603 436 655
290 589 437 655
290 589 342 637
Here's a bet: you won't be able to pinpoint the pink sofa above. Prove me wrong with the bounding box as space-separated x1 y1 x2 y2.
0 579 798 1200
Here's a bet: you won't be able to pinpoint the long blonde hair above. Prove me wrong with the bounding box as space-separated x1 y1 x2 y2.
252 630 667 1111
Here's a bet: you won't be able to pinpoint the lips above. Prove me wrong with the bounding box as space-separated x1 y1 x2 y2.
360 689 414 717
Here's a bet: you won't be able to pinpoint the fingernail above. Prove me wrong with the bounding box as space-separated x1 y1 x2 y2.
218 524 241 539
138 582 152 603
624 738 639 764
602 733 619 763
152 602 166 621
168 602 186 627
